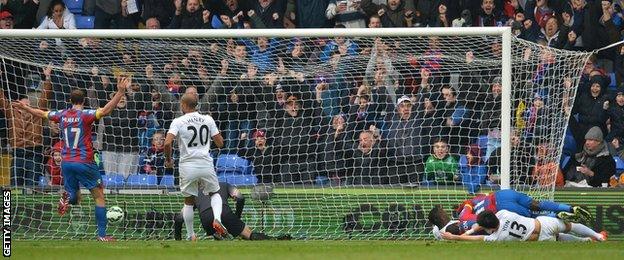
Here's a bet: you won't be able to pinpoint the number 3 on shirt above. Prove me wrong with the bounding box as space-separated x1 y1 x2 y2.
508 221 527 238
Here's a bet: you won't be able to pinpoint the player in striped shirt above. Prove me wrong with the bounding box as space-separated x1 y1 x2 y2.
13 77 130 241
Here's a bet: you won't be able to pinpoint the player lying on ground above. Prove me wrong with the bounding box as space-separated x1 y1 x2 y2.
12 77 130 241
457 189 591 224
173 182 291 240
428 189 591 237
165 93 228 240
440 210 607 242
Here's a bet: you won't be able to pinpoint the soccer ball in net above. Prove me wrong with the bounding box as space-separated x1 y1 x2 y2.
106 206 124 223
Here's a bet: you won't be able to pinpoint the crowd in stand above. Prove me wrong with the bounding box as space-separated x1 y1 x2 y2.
2 0 624 191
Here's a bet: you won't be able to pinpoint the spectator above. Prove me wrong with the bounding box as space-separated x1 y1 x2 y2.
168 0 213 29
288 0 331 28
364 38 398 106
532 140 564 187
326 0 367 28
565 126 615 187
461 144 487 194
439 85 471 153
37 0 76 29
1 0 37 28
361 0 414 27
350 130 385 185
0 10 13 29
523 92 548 140
45 142 63 186
538 16 571 49
0 65 52 186
281 38 310 72
382 95 426 184
319 27 359 63
569 76 609 147
611 136 624 159
429 2 450 27
246 0 287 28
245 37 278 75
524 0 554 29
101 93 139 179
211 0 245 29
423 138 458 184
223 86 254 153
318 114 352 185
269 95 317 183
138 131 167 183
607 91 624 141
241 129 278 183
478 76 502 133
473 0 502 26
368 13 382 27
141 0 176 28
581 0 620 57
347 94 380 139
144 17 161 29
94 0 122 29
488 131 535 184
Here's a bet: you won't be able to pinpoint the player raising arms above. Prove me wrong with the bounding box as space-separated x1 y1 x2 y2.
164 93 228 240
441 210 607 242
12 76 130 241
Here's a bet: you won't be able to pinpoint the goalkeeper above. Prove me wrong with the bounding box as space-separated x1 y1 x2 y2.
174 182 290 240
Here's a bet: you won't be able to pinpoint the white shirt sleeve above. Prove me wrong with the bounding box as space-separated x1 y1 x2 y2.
64 12 76 29
167 119 181 137
207 116 220 137
483 234 498 242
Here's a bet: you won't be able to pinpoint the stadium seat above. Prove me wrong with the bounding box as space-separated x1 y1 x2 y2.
613 156 624 173
562 130 577 155
608 73 617 90
560 155 571 170
217 173 257 186
74 15 95 29
64 0 84 14
103 174 125 187
126 174 158 186
160 175 175 187
216 154 250 174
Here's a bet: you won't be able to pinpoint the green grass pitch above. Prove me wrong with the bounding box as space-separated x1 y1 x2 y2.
13 240 623 260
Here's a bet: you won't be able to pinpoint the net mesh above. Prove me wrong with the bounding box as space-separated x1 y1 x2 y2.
0 31 590 240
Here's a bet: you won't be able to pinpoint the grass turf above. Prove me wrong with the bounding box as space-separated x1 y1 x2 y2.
12 240 623 260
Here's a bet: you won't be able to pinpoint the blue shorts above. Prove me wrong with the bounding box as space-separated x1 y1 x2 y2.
61 162 103 194
494 189 533 217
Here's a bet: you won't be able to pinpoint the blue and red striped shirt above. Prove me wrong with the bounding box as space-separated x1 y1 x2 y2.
47 108 100 163
458 193 498 222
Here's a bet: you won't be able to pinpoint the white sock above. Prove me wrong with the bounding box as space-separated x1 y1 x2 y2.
182 204 195 239
558 233 592 242
570 223 603 241
210 193 223 222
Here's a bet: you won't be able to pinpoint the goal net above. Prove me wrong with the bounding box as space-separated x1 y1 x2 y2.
0 28 590 240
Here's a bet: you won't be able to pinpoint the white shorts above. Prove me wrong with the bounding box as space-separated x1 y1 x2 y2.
179 165 219 197
536 216 567 241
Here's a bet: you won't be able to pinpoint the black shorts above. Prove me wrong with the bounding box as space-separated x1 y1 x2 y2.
200 205 245 237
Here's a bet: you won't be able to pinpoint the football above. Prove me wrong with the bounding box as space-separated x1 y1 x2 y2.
106 206 124 223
